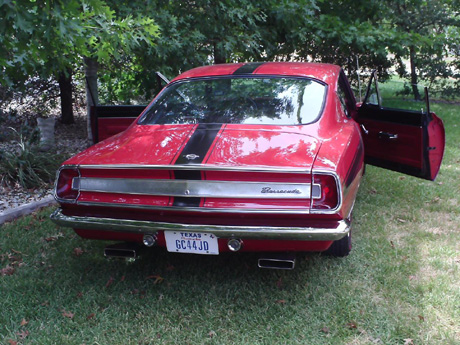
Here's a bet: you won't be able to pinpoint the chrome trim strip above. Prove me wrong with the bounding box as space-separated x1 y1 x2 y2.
75 177 318 199
75 164 312 174
50 209 350 241
75 201 311 214
54 165 345 215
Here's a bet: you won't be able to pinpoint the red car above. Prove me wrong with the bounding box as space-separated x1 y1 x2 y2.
51 62 445 269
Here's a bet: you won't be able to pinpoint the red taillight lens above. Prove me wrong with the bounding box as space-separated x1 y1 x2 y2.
56 167 80 201
311 173 340 211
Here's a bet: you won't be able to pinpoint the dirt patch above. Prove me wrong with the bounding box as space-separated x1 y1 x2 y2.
421 211 459 235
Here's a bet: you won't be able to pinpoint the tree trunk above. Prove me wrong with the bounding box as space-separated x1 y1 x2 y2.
213 42 227 64
84 56 99 142
409 46 421 101
58 70 74 124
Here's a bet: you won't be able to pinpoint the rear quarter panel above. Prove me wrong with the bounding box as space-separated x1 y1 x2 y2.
313 99 364 220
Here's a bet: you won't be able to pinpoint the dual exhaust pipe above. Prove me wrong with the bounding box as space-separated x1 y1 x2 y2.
258 254 296 270
228 239 296 269
104 242 140 259
103 234 158 259
104 235 296 270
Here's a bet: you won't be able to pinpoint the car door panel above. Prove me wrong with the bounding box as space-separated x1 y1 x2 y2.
90 105 146 143
358 106 426 173
426 113 445 179
356 73 444 181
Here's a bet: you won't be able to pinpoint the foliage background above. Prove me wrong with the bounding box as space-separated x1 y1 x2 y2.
1 0 460 124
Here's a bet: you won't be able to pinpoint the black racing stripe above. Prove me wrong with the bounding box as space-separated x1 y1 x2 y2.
345 141 364 187
173 123 223 207
172 195 201 208
175 123 223 165
172 168 201 207
233 62 266 75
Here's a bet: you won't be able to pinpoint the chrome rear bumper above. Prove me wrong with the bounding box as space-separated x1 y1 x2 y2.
50 209 350 241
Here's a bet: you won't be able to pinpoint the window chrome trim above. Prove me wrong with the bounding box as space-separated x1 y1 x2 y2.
50 209 350 241
138 75 328 126
74 177 320 200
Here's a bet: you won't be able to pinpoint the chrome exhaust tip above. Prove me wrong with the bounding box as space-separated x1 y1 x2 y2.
227 238 243 252
104 243 140 259
258 253 296 270
143 234 157 247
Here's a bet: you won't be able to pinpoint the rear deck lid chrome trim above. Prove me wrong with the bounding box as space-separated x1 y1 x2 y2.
74 177 321 199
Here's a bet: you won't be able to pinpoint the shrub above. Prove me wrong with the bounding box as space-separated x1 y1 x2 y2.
0 127 63 189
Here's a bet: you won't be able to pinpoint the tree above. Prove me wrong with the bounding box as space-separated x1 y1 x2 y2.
3 0 458 126
0 0 159 124
146 0 394 84
94 0 278 104
384 0 460 99
309 0 392 77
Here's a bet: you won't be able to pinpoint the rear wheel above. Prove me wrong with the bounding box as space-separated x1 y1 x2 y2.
324 229 352 257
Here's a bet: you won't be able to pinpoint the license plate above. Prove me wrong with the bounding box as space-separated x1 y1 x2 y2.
164 231 219 255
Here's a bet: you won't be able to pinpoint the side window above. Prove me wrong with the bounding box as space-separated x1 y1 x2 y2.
364 73 381 107
337 71 357 118
337 85 349 117
363 71 431 113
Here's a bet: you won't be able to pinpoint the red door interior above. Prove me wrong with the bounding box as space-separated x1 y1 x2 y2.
355 73 445 181
90 105 146 143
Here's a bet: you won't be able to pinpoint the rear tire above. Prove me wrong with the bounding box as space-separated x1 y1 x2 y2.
324 230 352 257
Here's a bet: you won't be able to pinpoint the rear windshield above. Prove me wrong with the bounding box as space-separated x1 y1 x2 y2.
138 76 326 125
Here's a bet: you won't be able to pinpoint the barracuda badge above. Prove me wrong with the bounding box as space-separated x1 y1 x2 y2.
261 187 302 194
184 154 200 160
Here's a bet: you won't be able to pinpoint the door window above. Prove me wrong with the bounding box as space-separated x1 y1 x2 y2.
363 72 430 114
363 73 381 107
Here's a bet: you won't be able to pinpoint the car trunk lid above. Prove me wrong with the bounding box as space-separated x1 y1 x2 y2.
60 124 323 214
69 124 321 170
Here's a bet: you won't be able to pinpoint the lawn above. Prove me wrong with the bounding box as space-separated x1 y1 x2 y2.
1 101 459 345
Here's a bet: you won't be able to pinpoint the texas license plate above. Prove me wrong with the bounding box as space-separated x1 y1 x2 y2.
164 231 219 255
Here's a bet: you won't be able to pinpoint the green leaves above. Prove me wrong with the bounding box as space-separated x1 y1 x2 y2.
1 0 459 107
0 0 159 85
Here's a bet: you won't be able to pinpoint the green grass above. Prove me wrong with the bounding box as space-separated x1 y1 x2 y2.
1 102 459 345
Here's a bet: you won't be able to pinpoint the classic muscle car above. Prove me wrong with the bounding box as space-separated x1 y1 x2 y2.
50 62 445 269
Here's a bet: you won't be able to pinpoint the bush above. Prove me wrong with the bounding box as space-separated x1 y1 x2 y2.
0 127 63 189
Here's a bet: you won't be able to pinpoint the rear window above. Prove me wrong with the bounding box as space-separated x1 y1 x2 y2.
138 76 326 125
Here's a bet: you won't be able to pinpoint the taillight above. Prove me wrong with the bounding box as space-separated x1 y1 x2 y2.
56 167 80 201
311 173 340 211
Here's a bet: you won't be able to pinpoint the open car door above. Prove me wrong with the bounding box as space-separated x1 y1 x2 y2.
356 72 445 181
89 72 170 144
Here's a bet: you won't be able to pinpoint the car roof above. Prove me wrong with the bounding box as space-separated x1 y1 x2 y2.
171 62 341 85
